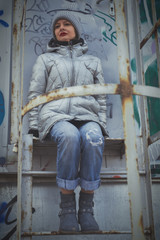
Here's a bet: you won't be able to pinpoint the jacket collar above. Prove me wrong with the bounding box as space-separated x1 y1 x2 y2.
48 38 84 47
46 38 88 56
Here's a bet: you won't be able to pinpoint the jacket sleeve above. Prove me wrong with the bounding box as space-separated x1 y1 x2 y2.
28 55 48 130
94 58 107 134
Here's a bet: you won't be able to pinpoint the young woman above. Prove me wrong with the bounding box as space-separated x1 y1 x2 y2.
28 11 108 233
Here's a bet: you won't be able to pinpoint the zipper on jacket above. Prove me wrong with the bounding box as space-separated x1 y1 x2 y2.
67 41 75 114
68 41 74 86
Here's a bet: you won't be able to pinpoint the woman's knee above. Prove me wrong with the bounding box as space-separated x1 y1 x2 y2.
80 122 104 148
50 121 80 143
56 125 80 146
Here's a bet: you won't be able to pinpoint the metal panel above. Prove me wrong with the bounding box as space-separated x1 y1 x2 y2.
114 0 145 239
151 0 160 87
10 0 25 144
0 0 13 160
21 134 33 240
127 1 156 239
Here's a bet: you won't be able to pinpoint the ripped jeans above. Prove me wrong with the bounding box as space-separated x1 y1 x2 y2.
50 121 104 191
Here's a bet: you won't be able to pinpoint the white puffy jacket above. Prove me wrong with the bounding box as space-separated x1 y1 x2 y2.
28 39 108 140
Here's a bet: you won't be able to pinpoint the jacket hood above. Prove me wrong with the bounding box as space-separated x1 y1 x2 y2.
46 37 88 55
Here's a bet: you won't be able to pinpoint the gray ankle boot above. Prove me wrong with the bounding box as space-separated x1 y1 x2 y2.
59 192 79 232
78 191 100 232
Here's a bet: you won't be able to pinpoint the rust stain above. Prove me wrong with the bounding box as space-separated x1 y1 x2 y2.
23 141 26 148
46 94 68 103
128 196 134 232
135 157 142 178
122 4 125 14
139 213 144 232
21 210 26 221
13 24 18 37
11 100 14 109
148 136 152 146
115 58 132 99
11 82 15 95
116 80 133 98
29 144 33 153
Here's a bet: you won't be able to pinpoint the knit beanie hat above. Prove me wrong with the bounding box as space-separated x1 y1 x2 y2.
52 11 81 40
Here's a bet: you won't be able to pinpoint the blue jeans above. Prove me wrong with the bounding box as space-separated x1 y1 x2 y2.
50 121 104 191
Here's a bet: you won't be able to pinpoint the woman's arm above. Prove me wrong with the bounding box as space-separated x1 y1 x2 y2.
94 58 107 133
28 55 48 132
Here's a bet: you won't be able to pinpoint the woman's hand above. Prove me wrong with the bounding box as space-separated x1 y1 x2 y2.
28 129 39 138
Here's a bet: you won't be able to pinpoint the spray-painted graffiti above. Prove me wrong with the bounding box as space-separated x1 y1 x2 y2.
25 15 51 34
0 196 35 240
0 10 9 27
28 36 51 55
0 196 17 240
0 91 5 125
27 0 93 15
94 10 117 46
0 10 8 127
27 0 50 12
25 0 117 56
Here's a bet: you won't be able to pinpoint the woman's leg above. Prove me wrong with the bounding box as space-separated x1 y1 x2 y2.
79 121 104 191
50 121 81 232
50 121 81 190
78 121 104 232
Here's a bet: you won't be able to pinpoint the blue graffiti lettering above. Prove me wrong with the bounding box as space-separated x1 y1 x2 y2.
0 10 9 27
0 196 35 240
0 202 7 223
0 91 5 125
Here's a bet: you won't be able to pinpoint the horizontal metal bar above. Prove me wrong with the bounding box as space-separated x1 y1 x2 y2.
148 130 160 145
22 230 132 236
0 170 145 176
140 18 160 49
22 229 152 236
0 176 160 184
133 84 160 98
22 84 117 116
22 84 160 116
33 137 124 145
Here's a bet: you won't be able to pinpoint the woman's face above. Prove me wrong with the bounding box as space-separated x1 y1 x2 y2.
54 19 76 42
